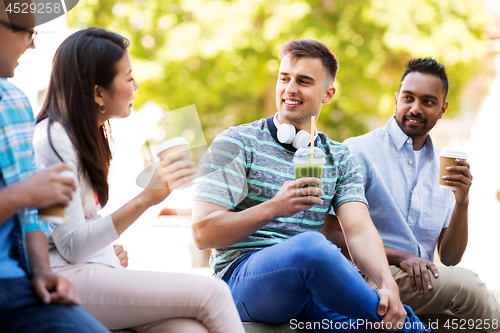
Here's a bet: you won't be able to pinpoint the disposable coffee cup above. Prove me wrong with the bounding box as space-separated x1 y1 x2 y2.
156 137 190 160
439 147 468 190
156 137 192 189
38 170 77 224
293 147 326 187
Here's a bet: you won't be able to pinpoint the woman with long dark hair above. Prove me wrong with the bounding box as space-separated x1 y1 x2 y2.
33 27 245 333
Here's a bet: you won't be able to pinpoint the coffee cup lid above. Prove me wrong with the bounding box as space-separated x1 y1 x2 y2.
440 147 468 159
156 137 190 155
293 147 326 163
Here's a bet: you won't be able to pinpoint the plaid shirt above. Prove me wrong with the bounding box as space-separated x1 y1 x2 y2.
0 78 52 275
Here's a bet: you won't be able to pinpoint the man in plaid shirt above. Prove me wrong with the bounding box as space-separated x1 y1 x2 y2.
0 2 110 332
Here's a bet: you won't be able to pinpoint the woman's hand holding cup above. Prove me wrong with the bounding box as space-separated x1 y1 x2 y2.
140 137 197 206
159 151 196 191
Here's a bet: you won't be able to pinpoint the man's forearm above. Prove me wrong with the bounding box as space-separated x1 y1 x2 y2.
384 246 414 266
348 229 396 289
25 231 52 275
438 203 468 265
192 200 278 249
336 202 397 289
0 185 28 225
193 178 324 249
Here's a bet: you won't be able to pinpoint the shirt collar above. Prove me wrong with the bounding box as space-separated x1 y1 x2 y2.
386 116 435 159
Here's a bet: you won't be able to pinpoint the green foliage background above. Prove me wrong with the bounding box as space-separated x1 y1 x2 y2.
67 0 492 143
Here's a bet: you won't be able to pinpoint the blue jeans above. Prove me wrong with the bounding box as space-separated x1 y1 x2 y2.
0 276 110 333
222 232 426 332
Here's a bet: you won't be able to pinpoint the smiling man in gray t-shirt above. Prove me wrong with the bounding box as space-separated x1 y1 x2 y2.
191 39 431 332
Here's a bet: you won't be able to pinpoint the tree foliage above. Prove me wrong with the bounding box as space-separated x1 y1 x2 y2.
67 0 492 142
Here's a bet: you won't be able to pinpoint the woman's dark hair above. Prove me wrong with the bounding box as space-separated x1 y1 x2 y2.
37 27 130 207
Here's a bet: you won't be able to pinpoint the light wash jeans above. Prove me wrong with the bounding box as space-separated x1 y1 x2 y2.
222 231 428 333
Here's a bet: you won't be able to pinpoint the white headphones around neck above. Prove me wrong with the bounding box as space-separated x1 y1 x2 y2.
273 113 318 149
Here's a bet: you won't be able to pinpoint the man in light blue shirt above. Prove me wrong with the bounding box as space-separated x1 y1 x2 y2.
346 116 455 264
327 57 499 329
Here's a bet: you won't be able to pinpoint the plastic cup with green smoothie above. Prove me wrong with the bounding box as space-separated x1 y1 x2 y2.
293 147 326 187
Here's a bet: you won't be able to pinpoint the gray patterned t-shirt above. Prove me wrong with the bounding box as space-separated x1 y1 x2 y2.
194 117 367 277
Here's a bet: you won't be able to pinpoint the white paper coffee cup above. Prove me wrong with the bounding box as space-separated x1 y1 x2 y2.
439 147 468 190
156 137 193 189
156 137 190 160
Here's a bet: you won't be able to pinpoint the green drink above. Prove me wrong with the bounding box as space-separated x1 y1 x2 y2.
293 147 326 188
295 165 324 187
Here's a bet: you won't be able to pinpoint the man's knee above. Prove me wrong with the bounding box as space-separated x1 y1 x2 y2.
434 266 484 295
287 232 343 266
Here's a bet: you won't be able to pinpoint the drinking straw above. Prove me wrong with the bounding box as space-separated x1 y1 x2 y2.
311 116 315 164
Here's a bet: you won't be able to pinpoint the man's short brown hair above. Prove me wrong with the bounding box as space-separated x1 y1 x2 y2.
279 39 339 87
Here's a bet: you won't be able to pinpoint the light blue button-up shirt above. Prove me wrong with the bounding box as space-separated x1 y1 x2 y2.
343 116 455 261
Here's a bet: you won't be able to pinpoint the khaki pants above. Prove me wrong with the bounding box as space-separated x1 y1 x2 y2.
363 265 500 332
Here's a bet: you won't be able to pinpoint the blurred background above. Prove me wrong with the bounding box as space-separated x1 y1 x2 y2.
9 0 500 298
